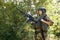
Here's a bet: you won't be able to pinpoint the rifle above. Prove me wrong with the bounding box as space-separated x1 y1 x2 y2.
16 7 35 23
16 6 46 40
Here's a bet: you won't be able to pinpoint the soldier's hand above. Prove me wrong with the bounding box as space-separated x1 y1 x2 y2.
41 19 44 22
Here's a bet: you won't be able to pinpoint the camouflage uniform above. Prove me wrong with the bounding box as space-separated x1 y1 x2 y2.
35 16 53 40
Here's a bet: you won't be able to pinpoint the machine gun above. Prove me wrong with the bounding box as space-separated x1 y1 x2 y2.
16 7 35 23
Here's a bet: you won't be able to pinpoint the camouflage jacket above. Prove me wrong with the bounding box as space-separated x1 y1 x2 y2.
35 14 53 32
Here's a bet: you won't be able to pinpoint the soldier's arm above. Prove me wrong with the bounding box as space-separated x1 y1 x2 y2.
41 19 54 26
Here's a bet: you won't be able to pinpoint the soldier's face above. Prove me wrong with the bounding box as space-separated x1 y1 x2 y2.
38 10 43 15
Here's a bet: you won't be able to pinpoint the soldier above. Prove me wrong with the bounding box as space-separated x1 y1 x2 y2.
16 6 54 40
33 7 54 40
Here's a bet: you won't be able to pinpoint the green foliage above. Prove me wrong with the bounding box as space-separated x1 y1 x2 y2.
45 0 60 38
0 0 60 40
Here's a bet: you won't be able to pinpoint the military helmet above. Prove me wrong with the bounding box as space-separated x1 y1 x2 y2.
38 7 46 13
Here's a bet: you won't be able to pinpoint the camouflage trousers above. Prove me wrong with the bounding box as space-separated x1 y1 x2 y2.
32 22 49 40
34 27 49 40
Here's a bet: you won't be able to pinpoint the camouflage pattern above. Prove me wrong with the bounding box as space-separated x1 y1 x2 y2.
34 15 53 40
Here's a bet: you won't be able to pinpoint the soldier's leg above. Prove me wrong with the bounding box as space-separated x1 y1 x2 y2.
44 31 48 40
36 31 48 40
35 29 42 40
45 32 50 40
37 33 42 40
